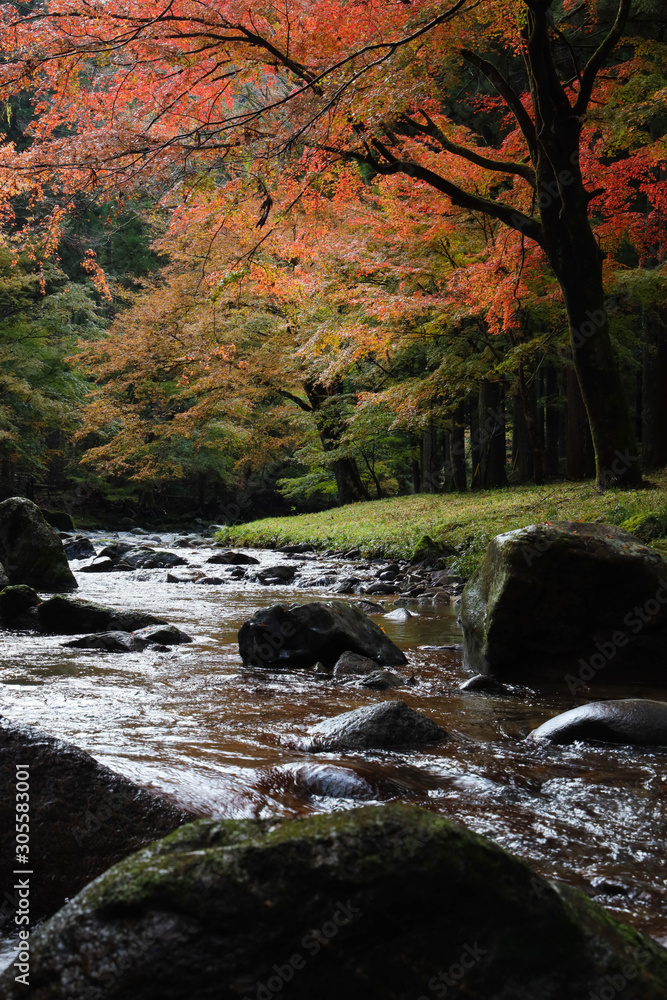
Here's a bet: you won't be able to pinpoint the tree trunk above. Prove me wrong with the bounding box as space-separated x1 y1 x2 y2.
420 421 440 493
469 394 481 491
478 381 507 489
450 401 467 491
516 364 544 485
566 359 595 479
544 362 561 477
512 394 533 481
331 458 369 505
641 304 667 469
524 4 642 490
303 380 369 504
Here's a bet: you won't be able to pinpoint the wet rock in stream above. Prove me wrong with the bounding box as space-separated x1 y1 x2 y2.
36 595 168 635
63 630 146 652
0 497 77 592
302 700 446 751
0 722 194 929
528 698 667 746
207 550 259 566
358 668 407 690
5 804 667 1000
63 536 97 560
332 651 379 677
238 600 408 670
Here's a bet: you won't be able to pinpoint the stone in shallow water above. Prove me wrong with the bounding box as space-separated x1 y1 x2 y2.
302 700 446 751
0 722 193 928
132 624 193 645
238 600 407 670
4 803 666 1000
256 564 297 584
63 630 143 652
79 556 115 573
459 673 505 693
358 669 406 690
528 698 667 746
383 607 418 622
333 650 379 677
207 550 259 565
64 536 97 560
37 595 168 635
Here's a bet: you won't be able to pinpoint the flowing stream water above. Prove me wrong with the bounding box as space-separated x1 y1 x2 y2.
1 530 666 961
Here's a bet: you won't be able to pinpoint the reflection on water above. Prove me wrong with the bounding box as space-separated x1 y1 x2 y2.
1 534 666 946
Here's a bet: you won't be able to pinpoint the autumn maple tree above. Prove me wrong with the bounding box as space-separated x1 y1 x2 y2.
0 0 665 490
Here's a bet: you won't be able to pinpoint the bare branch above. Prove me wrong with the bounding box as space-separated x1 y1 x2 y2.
461 49 538 160
574 0 633 116
367 138 544 245
403 112 536 187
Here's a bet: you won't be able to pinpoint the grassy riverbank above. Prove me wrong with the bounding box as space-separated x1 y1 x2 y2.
216 471 667 577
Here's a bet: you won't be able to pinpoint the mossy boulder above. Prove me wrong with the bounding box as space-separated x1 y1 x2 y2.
0 584 40 627
4 803 667 1000
460 521 667 679
0 722 194 930
0 497 77 592
410 533 455 564
620 510 667 543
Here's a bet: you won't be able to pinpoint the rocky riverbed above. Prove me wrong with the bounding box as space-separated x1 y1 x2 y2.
1 525 667 973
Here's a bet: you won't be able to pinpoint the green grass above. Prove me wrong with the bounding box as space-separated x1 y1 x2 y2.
216 470 667 576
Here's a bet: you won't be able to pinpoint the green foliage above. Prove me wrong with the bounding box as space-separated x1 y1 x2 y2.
216 472 667 574
619 510 667 542
0 246 105 480
276 467 338 509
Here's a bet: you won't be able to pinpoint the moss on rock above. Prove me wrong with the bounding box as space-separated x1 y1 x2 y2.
4 803 666 1000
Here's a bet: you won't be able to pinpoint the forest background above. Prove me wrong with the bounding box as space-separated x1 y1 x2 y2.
0 0 665 525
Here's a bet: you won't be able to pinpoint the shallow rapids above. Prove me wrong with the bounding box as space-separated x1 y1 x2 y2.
1 531 665 947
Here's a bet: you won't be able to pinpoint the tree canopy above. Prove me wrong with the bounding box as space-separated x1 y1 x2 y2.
0 0 665 511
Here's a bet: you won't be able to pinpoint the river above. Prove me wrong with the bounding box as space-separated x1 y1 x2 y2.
1 530 666 954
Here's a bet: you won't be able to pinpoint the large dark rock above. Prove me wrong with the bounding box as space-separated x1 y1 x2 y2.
528 698 667 746
0 722 193 931
302 700 446 751
40 508 75 532
121 549 188 569
63 536 96 560
3 804 667 1000
207 550 259 565
460 521 667 678
62 630 144 652
0 497 77 592
37 595 168 635
132 624 193 645
238 601 408 670
0 585 40 627
256 564 297 584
